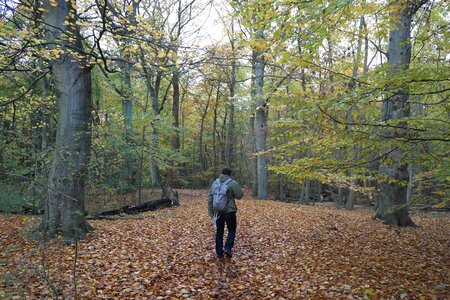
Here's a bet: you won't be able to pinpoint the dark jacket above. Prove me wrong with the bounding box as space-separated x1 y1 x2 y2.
208 174 243 216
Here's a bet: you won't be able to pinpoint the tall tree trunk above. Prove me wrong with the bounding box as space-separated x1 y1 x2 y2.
252 29 268 199
148 74 162 187
122 63 133 135
199 88 212 172
226 21 237 168
375 1 428 226
300 179 310 204
213 85 220 175
346 15 366 210
31 106 43 184
278 174 285 200
406 95 423 204
150 125 161 187
43 0 92 241
407 162 413 204
138 124 146 204
297 39 313 203
300 147 312 204
172 72 181 151
108 2 137 191
311 180 322 205
301 178 322 204
179 75 188 152
31 74 49 184
199 117 205 171
123 1 137 135
249 116 258 197
137 78 152 204
226 66 236 169
122 62 135 190
363 16 369 75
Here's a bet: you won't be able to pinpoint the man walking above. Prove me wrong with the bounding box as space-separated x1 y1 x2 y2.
208 168 243 258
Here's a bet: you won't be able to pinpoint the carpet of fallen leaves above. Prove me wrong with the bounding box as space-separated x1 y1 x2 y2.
1 190 449 299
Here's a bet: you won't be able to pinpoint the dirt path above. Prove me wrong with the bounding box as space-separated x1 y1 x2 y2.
1 193 449 299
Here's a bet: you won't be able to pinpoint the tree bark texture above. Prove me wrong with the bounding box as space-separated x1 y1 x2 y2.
122 61 136 190
148 74 162 187
375 1 428 226
172 72 181 151
300 180 310 204
117 1 137 136
213 85 220 174
301 179 322 204
226 33 237 168
150 125 161 187
198 87 213 171
249 116 258 197
252 29 268 199
43 0 92 241
122 65 133 135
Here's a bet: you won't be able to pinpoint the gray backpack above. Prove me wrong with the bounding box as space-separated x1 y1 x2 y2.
211 178 232 212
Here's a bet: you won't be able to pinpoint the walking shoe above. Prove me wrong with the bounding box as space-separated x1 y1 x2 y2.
223 248 232 258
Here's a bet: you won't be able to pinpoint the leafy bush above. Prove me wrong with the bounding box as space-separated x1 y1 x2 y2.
0 184 43 214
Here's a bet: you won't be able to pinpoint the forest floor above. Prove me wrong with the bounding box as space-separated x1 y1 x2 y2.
1 190 449 299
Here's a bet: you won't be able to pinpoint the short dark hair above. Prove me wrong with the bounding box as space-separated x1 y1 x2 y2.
222 167 232 176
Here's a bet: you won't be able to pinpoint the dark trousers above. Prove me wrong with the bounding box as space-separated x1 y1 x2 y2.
215 212 237 257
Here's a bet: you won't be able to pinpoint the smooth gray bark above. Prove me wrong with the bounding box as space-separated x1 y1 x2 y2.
226 62 236 169
122 62 136 190
249 116 258 197
122 65 133 135
213 85 220 175
150 126 161 187
172 72 181 151
199 87 213 171
252 29 268 199
375 1 428 226
300 180 310 204
147 72 162 187
226 21 237 168
301 179 322 204
43 0 92 241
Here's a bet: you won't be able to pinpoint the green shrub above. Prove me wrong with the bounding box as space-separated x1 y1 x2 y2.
0 184 43 214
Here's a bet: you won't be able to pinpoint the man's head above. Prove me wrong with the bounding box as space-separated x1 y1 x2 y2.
222 167 232 176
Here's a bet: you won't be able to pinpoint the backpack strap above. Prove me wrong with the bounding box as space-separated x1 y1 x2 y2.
223 178 232 186
223 179 233 205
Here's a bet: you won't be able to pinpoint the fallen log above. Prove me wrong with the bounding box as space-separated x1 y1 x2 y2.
88 214 159 221
98 198 173 216
92 186 180 219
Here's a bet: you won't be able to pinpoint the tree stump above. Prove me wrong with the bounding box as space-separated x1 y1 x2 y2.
162 185 180 206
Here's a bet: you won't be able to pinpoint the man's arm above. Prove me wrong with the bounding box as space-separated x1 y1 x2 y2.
230 181 243 199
